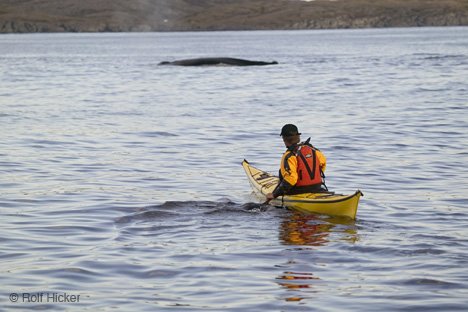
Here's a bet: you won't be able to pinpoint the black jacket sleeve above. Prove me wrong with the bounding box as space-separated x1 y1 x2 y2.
272 179 294 198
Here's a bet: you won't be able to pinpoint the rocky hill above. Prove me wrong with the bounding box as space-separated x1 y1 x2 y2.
1 0 467 33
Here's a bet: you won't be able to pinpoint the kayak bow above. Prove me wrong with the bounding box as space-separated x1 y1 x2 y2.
242 159 362 219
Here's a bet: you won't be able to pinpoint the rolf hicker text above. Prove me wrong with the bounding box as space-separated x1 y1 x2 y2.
10 292 81 303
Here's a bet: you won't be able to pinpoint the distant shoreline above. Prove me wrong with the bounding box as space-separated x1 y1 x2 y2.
1 25 468 36
1 0 467 33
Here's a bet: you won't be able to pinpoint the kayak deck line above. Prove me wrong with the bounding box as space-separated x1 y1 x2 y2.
242 159 363 219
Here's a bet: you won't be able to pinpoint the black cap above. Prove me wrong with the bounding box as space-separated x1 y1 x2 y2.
280 124 301 137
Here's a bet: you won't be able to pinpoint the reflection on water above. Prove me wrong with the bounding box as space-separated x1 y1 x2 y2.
277 271 320 296
277 212 359 302
279 212 358 246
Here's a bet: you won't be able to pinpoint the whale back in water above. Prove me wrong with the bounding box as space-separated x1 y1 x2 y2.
159 57 278 66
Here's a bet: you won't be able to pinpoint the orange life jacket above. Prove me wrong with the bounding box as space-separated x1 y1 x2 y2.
293 143 323 187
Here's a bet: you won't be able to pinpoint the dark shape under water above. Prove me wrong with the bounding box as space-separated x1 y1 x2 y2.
114 200 271 224
158 57 278 66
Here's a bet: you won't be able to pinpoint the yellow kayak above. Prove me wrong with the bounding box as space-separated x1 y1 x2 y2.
242 159 362 219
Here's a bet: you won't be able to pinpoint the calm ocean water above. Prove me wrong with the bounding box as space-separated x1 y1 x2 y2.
1 27 467 311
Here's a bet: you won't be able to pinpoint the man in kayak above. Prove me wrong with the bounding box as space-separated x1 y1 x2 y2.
266 124 327 202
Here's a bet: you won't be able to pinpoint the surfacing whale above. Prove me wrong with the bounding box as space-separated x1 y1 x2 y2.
159 57 278 66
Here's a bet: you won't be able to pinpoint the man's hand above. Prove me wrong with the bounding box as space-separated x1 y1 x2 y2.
264 193 275 204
